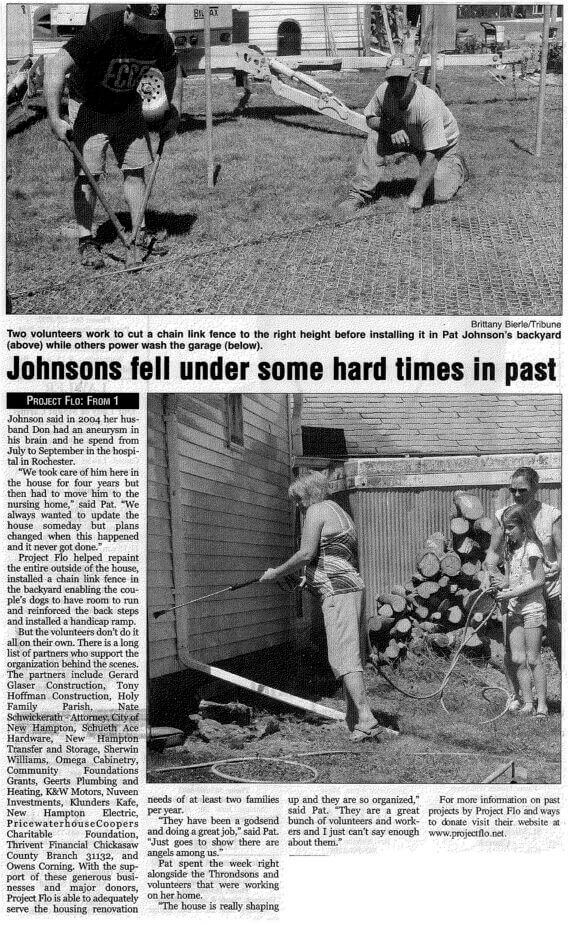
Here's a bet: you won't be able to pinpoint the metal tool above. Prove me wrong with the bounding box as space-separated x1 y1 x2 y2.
130 136 166 247
153 571 302 620
63 135 142 269
153 577 260 619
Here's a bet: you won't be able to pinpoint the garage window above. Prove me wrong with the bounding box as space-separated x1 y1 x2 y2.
225 395 244 447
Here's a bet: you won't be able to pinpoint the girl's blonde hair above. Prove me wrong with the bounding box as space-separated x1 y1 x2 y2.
288 471 329 507
501 504 544 559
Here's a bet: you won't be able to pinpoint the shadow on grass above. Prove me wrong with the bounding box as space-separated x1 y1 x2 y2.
372 707 401 732
96 209 197 245
272 113 362 138
509 136 535 155
371 177 418 201
177 113 236 134
457 95 532 106
547 697 561 716
317 175 417 218
7 108 46 138
180 105 362 139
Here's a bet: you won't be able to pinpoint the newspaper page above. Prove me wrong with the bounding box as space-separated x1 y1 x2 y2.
2 1 565 923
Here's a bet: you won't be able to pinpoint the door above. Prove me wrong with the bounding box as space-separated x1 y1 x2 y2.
277 20 302 56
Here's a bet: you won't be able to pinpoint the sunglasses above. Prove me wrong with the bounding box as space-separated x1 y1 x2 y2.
510 487 530 494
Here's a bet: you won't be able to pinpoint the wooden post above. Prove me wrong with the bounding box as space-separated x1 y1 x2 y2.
361 3 371 56
323 5 338 56
535 4 551 157
25 4 34 56
429 5 438 92
380 4 395 55
203 5 215 186
482 760 514 784
164 396 188 660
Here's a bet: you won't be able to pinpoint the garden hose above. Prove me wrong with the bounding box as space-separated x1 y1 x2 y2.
373 591 512 723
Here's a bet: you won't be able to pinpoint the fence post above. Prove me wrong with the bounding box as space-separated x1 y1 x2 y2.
203 5 215 186
535 5 551 157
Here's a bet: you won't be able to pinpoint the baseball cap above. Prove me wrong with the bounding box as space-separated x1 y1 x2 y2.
128 4 167 34
385 55 413 79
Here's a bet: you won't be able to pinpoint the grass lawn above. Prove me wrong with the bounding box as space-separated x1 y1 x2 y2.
147 648 560 785
7 66 561 313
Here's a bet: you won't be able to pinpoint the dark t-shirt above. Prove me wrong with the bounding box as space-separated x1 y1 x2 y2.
65 11 177 114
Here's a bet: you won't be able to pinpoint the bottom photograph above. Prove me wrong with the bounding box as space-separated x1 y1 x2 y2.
146 393 561 785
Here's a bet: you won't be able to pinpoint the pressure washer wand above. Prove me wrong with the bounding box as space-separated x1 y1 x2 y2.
153 578 260 619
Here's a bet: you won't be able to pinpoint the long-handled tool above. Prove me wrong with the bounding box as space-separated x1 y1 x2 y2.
63 135 142 270
153 577 260 619
130 135 166 247
153 572 302 620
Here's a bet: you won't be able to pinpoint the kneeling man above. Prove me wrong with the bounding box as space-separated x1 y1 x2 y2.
338 57 468 216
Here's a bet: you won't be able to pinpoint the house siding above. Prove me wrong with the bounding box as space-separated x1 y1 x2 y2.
148 394 295 679
234 4 365 55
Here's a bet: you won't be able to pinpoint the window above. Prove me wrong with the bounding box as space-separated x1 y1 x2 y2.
225 395 244 447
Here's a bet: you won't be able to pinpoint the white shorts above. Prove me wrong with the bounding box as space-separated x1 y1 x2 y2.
507 607 547 631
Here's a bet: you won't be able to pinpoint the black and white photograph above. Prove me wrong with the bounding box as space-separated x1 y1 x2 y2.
147 393 561 785
1 2 566 919
6 3 562 314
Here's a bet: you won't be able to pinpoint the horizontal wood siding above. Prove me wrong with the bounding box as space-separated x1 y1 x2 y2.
235 4 363 54
147 395 177 677
148 394 294 678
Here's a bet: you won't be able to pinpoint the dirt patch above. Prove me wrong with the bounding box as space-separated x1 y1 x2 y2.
147 653 560 785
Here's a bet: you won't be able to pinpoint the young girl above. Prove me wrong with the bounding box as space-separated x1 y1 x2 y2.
495 505 548 717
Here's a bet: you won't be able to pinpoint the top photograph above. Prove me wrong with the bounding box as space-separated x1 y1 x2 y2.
6 3 562 315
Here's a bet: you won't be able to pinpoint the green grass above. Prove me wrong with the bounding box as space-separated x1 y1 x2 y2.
7 67 561 306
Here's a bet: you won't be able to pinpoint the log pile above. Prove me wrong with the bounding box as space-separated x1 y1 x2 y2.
370 491 499 664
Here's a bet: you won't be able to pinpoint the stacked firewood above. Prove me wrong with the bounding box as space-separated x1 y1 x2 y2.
370 492 499 664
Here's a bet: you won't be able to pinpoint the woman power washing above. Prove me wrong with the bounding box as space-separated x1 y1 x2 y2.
259 472 382 742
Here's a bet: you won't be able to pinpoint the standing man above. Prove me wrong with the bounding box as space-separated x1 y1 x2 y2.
338 56 468 217
45 4 182 268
